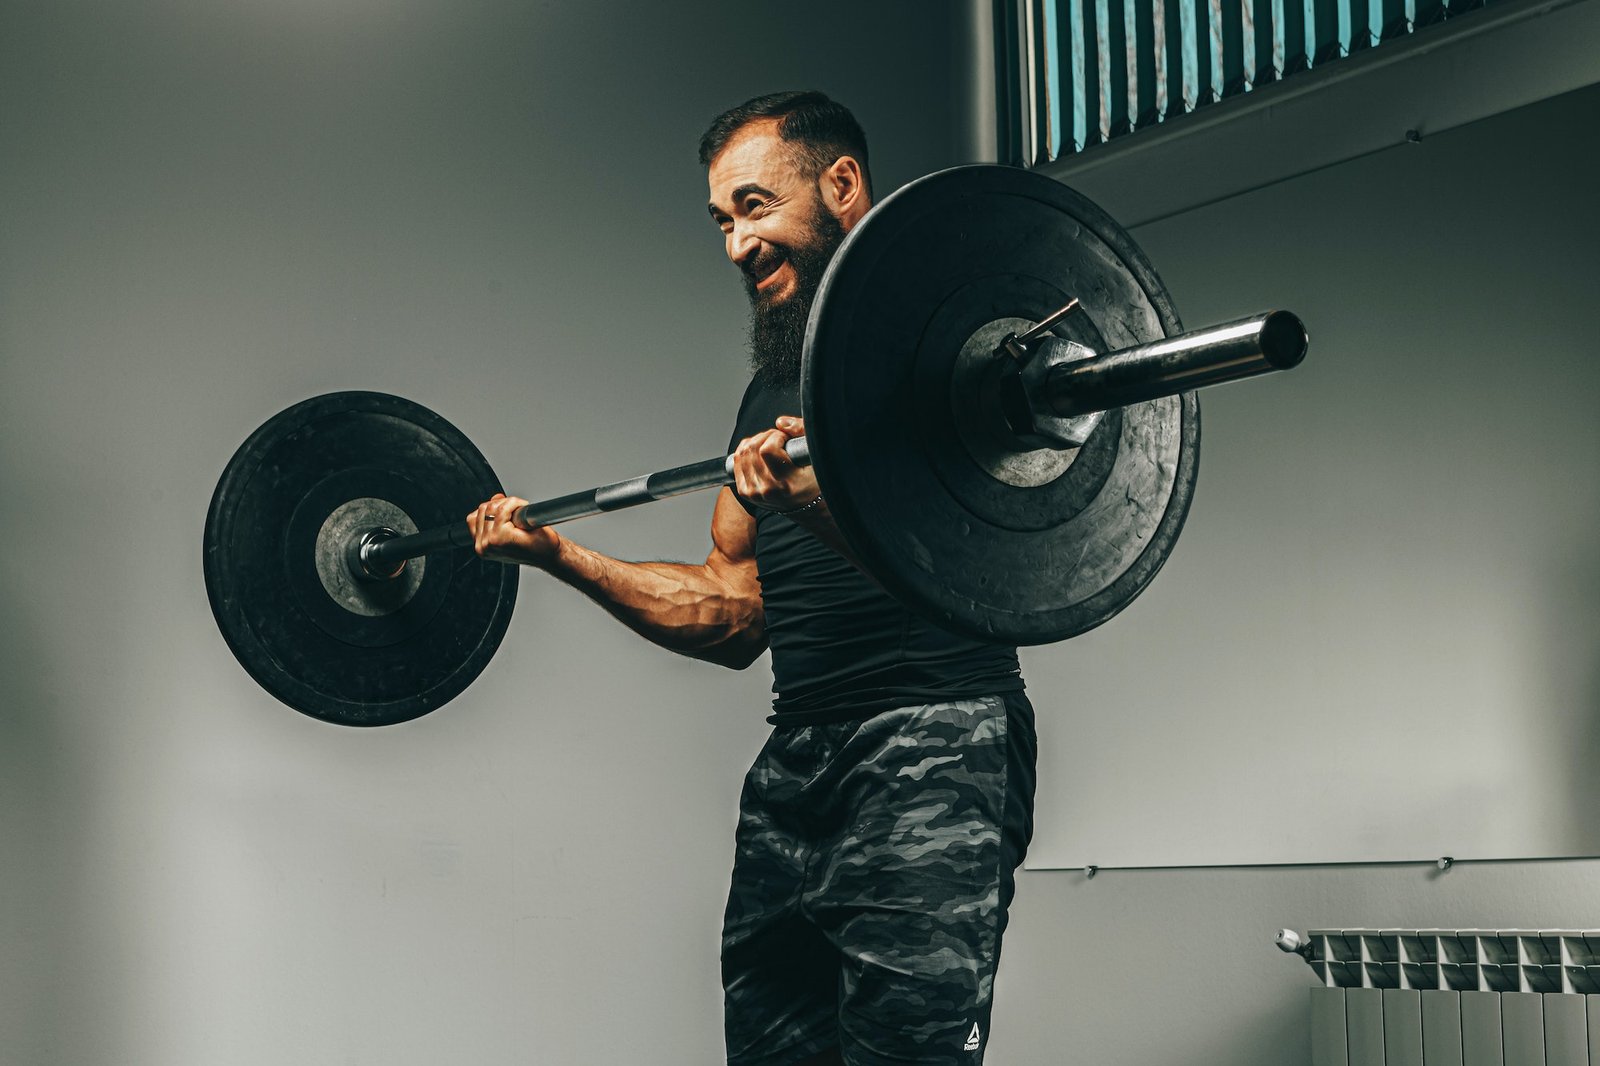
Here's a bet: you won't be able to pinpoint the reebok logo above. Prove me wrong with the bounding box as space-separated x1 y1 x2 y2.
963 1022 982 1051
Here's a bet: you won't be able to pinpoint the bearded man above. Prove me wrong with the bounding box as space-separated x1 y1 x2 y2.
468 91 1035 1066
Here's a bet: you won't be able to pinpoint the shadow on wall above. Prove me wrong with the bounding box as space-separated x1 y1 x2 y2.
1194 988 1308 1066
0 530 80 1062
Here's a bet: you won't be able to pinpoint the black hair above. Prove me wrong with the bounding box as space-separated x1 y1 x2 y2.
698 90 873 199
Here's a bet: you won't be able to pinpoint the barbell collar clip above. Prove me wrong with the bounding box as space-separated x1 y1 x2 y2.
1015 297 1083 346
1000 296 1083 365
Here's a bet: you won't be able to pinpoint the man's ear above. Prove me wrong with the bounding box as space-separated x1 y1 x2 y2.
818 156 870 229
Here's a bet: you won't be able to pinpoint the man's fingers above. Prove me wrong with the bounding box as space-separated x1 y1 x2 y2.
756 429 794 471
487 496 528 535
500 498 528 532
731 428 813 509
732 437 763 499
468 494 529 556
751 431 791 489
462 493 558 564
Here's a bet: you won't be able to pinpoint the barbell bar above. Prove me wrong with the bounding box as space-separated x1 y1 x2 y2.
358 309 1305 579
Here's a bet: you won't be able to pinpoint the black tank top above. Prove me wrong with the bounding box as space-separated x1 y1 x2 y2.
729 376 1023 724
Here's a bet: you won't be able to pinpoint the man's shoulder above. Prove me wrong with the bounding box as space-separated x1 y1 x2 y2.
728 374 800 449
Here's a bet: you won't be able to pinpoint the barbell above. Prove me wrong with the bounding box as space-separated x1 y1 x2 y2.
203 165 1308 726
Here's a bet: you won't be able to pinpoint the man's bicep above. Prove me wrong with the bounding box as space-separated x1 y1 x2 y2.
707 487 766 663
708 487 758 573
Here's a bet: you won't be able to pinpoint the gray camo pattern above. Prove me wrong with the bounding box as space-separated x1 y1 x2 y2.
723 696 1025 1065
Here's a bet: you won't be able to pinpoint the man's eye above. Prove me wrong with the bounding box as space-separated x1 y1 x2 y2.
745 199 766 215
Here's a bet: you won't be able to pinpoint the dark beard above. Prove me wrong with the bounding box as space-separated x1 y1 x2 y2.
743 207 846 388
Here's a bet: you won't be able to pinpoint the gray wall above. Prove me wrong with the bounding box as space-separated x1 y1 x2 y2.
1020 0 1600 871
6 2 1599 1065
0 3 969 1063
1026 78 1600 868
988 83 1600 1064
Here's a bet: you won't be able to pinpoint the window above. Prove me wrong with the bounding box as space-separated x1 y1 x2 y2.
994 0 1493 164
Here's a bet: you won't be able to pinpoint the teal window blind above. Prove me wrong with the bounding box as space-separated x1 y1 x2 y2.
995 0 1490 163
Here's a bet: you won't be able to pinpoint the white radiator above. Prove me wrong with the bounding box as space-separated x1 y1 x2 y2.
1281 928 1600 1066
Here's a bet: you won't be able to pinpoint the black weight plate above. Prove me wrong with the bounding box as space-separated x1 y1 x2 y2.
204 391 517 725
803 165 1199 645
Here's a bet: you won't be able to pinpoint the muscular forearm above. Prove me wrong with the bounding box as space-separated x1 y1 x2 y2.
538 537 767 668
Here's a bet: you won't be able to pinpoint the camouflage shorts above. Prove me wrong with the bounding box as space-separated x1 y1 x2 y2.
721 692 1037 1066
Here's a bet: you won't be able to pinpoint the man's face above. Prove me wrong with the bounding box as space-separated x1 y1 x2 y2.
707 120 846 385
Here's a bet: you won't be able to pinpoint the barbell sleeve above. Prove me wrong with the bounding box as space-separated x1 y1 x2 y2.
1043 310 1307 418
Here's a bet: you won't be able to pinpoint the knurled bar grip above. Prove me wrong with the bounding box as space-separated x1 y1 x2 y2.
363 439 813 569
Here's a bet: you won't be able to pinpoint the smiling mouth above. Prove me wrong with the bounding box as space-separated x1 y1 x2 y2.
748 256 787 292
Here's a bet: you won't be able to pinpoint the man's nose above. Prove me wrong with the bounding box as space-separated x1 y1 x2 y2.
728 222 760 268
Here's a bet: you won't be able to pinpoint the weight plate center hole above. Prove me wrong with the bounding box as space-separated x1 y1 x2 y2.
314 497 425 617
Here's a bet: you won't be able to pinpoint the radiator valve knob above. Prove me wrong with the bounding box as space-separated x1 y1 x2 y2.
1276 928 1312 957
